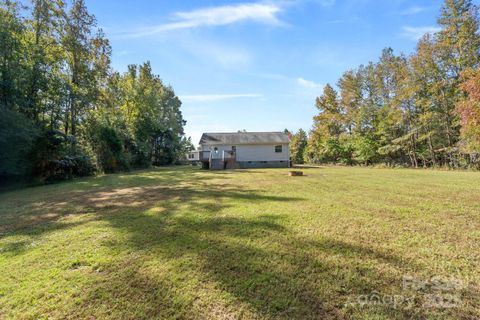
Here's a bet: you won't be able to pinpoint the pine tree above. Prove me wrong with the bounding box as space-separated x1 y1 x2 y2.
289 129 308 164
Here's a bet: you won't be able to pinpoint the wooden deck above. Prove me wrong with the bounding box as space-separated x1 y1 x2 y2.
200 150 237 170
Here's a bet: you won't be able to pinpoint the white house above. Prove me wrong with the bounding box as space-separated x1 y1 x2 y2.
188 132 290 170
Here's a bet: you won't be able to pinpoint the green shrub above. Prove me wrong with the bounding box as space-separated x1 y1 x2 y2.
89 124 130 173
29 130 96 182
0 109 39 179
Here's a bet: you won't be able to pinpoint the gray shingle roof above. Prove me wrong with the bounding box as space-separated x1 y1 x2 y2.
200 132 289 145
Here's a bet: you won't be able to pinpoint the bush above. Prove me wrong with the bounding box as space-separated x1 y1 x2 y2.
0 109 39 179
92 125 129 173
29 130 96 182
44 155 95 182
353 134 380 165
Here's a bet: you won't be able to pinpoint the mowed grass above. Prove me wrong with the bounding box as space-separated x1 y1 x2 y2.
0 166 479 319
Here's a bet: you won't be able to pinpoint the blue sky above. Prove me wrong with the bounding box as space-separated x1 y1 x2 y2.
85 0 453 144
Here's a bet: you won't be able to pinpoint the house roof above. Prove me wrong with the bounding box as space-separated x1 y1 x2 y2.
199 132 289 145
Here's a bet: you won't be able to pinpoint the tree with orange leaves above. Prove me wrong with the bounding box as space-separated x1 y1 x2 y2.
457 68 480 159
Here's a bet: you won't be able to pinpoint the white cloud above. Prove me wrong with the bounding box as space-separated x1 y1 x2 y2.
126 3 282 37
296 77 323 89
402 26 441 41
401 6 426 15
180 94 262 103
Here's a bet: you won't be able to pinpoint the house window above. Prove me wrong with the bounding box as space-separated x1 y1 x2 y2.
213 147 218 153
189 153 194 159
232 146 236 152
275 145 282 153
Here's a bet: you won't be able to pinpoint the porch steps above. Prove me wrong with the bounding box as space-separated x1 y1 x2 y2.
210 159 224 170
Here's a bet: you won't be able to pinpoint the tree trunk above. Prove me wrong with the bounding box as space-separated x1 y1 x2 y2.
411 134 418 168
70 52 79 136
64 103 69 135
408 153 415 168
427 135 436 167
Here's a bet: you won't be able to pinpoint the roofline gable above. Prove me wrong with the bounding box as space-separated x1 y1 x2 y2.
199 132 289 145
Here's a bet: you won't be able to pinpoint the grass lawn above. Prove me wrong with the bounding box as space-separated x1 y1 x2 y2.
0 166 479 319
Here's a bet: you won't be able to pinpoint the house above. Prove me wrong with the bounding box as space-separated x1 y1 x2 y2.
188 132 290 170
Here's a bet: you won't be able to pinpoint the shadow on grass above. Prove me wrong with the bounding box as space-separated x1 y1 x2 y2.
292 165 324 169
1 166 460 319
0 166 300 255
89 208 431 319
0 167 222 235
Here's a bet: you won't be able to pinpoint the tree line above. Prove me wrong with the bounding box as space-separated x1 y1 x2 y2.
0 0 191 183
290 0 480 169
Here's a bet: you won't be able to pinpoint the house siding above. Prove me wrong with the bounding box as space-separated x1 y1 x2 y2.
199 143 290 169
235 144 289 162
187 151 200 161
200 144 289 162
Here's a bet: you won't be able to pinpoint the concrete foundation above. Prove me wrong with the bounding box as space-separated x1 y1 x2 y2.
237 161 290 169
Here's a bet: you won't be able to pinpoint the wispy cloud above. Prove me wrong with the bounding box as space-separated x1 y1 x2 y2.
402 26 441 41
296 77 323 89
401 6 426 15
180 94 262 103
125 3 282 37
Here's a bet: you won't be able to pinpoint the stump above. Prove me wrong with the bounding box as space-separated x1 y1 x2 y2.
288 171 304 177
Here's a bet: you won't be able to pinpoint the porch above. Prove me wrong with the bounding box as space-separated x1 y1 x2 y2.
200 150 237 170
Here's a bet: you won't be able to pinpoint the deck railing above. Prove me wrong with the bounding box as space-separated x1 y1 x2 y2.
199 150 236 167
223 150 235 159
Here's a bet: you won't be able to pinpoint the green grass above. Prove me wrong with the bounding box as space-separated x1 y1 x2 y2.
0 166 479 319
